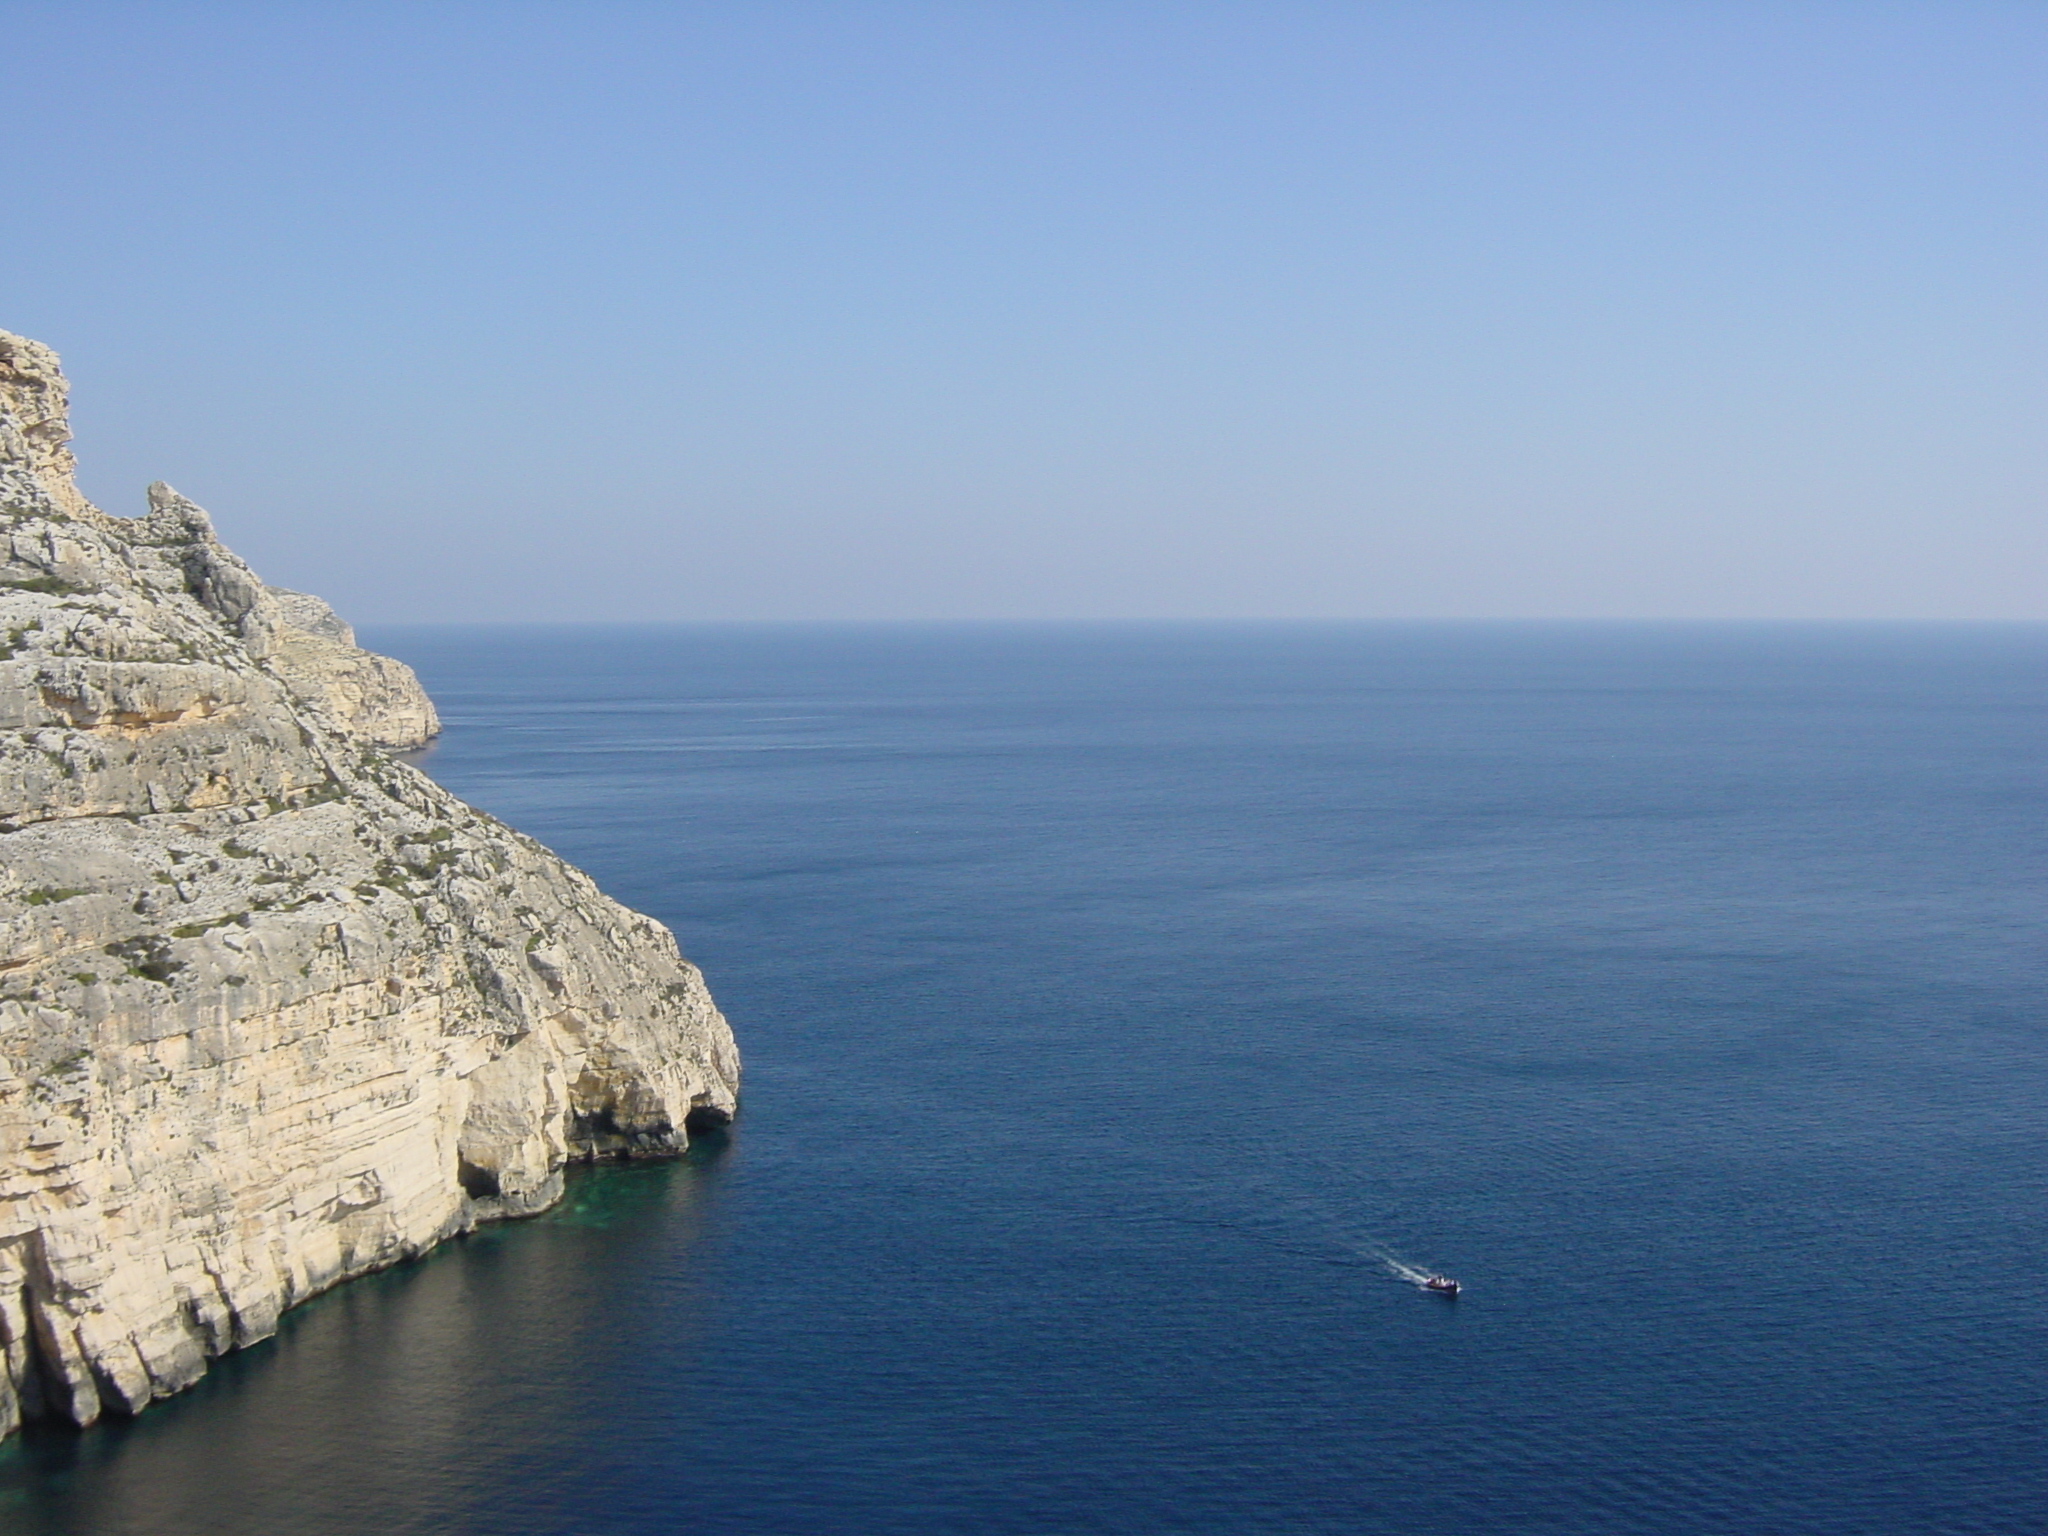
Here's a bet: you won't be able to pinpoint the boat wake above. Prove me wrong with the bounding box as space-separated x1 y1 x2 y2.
1375 1253 1438 1288
1258 1164 1461 1294
1354 1243 1459 1293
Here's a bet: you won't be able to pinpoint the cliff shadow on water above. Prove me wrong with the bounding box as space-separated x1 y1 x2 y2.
0 1141 733 1536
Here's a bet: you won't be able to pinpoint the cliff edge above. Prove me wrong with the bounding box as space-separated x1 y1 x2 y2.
0 330 739 1435
258 580 441 751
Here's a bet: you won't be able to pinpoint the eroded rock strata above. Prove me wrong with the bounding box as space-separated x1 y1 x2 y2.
0 330 739 1435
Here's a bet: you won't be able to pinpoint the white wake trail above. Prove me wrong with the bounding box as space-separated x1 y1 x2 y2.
1376 1253 1437 1287
1261 1170 1450 1290
1346 1237 1436 1288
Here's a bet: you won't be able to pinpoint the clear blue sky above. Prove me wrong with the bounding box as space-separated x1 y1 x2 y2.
7 2 2044 621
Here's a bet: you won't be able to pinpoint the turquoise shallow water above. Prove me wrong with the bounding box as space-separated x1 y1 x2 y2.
4 622 2046 1535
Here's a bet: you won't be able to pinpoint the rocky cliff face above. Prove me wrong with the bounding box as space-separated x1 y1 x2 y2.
0 330 739 1436
257 577 441 751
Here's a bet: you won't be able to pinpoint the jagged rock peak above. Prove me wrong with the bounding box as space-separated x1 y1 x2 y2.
0 333 438 751
0 331 97 519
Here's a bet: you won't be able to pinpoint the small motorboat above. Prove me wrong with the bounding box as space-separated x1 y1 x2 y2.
1422 1275 1460 1296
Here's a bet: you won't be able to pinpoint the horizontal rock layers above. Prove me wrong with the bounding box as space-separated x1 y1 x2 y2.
0 329 739 1436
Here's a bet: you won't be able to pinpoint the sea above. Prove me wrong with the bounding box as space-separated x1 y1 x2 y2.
3 622 2045 1535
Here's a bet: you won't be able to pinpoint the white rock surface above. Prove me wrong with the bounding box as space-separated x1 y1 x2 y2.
257 579 441 751
0 329 739 1435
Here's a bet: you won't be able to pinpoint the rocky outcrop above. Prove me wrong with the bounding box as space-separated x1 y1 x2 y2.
257 577 441 751
0 330 738 1436
264 588 353 643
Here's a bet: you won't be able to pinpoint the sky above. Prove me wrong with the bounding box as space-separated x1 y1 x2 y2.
4 1 2044 623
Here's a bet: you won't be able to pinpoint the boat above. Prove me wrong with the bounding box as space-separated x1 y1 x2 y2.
1422 1275 1460 1296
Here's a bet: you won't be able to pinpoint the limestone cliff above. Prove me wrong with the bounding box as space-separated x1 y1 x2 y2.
257 579 441 751
0 330 739 1436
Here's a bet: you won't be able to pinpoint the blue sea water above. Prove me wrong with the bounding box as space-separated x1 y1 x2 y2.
3 622 2046 1535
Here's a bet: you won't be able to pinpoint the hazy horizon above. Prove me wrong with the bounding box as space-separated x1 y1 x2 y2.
9 2 2045 624
354 615 2048 632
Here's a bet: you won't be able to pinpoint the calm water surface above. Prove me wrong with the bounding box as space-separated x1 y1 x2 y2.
4 623 2045 1535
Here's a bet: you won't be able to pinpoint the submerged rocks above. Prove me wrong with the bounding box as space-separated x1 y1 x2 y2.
0 330 738 1436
